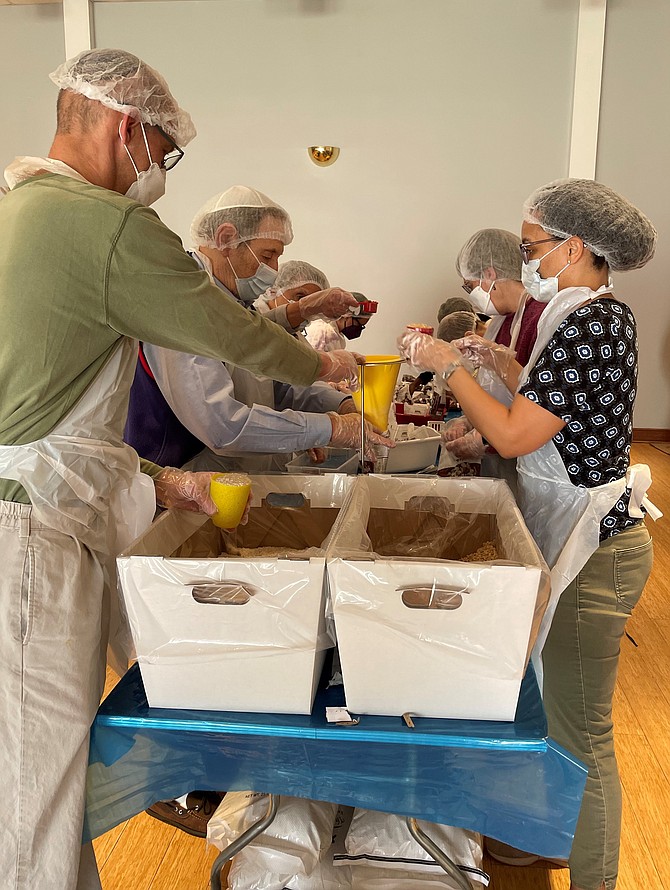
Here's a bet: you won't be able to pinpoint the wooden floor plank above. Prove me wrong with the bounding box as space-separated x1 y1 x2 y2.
148 833 220 890
617 724 670 888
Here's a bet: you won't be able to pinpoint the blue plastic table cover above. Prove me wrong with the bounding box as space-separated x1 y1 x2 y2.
85 662 586 858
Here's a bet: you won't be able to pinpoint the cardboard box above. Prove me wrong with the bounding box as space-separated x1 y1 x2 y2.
118 475 354 713
327 476 549 721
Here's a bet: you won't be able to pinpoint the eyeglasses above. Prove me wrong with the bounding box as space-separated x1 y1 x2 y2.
461 283 473 295
519 237 562 264
156 126 184 171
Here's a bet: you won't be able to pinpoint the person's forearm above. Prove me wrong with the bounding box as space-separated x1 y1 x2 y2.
500 359 523 393
285 300 303 330
446 367 565 457
445 368 529 458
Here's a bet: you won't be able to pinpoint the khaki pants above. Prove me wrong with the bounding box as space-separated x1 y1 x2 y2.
543 522 653 890
0 501 106 889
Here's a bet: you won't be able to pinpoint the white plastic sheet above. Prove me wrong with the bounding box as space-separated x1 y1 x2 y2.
207 793 338 890
340 809 487 884
118 475 354 711
326 476 550 720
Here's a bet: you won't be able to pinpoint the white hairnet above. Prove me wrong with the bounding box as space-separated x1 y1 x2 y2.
523 178 657 272
437 311 477 343
437 296 475 324
275 260 329 292
190 186 293 250
49 49 196 147
456 228 522 282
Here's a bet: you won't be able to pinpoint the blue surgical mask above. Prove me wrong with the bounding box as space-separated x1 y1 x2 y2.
521 238 571 303
229 244 277 304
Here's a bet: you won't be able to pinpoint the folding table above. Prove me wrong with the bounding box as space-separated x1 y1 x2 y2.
85 662 586 888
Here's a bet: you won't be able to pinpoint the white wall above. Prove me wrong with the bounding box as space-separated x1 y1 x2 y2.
4 0 667 428
597 0 670 429
93 0 578 353
0 4 64 160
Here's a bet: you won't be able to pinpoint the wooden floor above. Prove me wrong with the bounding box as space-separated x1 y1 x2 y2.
93 444 670 889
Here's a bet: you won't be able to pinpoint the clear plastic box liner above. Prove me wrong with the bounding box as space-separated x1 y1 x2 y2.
326 476 551 720
117 474 354 712
85 660 587 861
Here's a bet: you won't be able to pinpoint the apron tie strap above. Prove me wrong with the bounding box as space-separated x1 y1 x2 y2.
626 463 663 521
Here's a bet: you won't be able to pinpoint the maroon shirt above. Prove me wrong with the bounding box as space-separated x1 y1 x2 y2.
494 297 546 367
483 297 546 457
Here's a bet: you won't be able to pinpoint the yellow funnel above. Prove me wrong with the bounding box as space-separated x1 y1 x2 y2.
352 355 402 431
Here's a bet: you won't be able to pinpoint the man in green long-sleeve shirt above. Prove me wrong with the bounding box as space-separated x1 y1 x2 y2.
0 48 358 890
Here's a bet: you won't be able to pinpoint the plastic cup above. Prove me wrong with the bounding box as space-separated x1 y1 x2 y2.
352 355 402 431
209 473 252 529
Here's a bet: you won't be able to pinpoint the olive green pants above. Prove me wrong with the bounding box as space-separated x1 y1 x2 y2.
543 521 653 890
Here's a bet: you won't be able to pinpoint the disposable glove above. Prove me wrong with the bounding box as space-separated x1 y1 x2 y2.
397 331 467 379
327 412 393 460
307 447 327 464
443 428 486 461
451 334 517 382
317 349 362 391
337 397 358 415
299 287 359 321
154 468 250 524
441 416 473 443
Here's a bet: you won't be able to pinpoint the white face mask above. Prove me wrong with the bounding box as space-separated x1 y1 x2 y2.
521 237 570 303
122 122 167 207
468 280 503 316
229 244 278 304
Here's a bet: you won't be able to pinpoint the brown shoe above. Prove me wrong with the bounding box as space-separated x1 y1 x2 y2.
485 837 568 868
146 791 225 838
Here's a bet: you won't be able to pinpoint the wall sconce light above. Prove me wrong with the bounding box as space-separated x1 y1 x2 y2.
308 145 340 167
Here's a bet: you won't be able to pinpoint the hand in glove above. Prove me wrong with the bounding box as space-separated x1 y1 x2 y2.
317 349 363 391
327 412 393 461
397 331 466 379
154 467 218 515
307 447 327 464
451 334 517 381
443 428 486 461
441 416 473 443
299 288 359 321
154 468 251 524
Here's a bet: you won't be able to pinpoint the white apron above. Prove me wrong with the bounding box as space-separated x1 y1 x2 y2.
0 338 157 670
514 284 661 679
477 298 530 488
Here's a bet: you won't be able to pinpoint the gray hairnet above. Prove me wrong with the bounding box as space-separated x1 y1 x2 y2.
437 311 477 342
456 228 522 281
276 260 329 292
523 178 657 272
191 186 293 250
50 49 196 146
437 296 475 323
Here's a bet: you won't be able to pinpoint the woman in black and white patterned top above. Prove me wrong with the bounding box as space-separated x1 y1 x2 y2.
519 296 640 539
400 178 657 890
